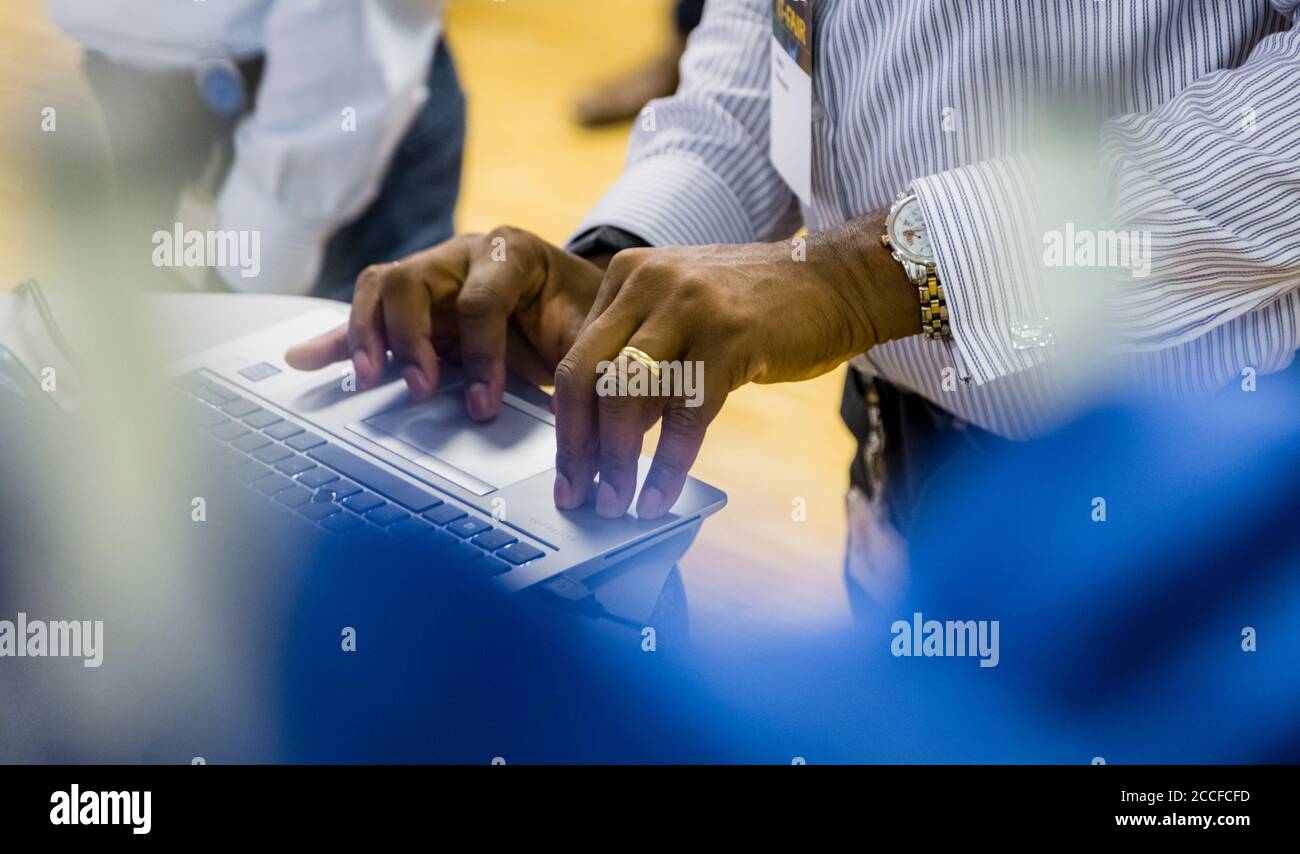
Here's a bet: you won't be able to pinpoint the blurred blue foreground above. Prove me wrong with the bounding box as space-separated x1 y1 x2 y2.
1 359 1296 763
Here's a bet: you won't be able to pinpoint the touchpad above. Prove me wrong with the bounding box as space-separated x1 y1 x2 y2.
352 387 555 495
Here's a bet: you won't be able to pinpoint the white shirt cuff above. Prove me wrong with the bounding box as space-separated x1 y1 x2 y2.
215 164 331 295
911 156 1054 385
568 156 757 249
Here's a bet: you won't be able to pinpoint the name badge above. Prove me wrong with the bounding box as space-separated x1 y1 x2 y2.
769 0 813 204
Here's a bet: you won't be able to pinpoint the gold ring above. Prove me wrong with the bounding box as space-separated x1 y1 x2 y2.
619 345 661 379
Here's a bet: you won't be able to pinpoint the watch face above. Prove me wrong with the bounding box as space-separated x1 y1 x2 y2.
888 197 934 262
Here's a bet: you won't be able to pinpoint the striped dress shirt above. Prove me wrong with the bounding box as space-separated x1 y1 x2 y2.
571 0 1300 438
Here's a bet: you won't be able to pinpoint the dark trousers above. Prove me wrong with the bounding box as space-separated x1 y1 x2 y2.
317 42 465 300
839 368 1011 616
676 0 706 37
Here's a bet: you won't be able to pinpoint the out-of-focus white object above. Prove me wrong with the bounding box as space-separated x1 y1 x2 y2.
48 0 443 295
0 280 84 414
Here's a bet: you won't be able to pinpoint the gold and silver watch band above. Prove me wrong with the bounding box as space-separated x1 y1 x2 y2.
918 272 950 341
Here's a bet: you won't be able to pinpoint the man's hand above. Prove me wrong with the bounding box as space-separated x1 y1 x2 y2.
285 227 603 419
554 211 922 519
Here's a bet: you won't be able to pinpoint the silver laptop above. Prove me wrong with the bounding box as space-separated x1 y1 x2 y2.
171 307 727 592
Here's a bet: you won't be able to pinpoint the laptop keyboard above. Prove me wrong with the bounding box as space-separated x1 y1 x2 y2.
182 373 545 577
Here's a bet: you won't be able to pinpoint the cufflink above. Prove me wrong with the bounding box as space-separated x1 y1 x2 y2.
1010 317 1056 350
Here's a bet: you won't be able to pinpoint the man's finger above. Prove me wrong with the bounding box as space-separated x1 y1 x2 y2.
580 247 649 328
456 229 545 420
594 325 681 517
636 356 724 519
636 402 713 520
593 357 662 518
552 309 641 511
381 274 440 400
347 265 391 389
456 266 513 421
284 324 350 371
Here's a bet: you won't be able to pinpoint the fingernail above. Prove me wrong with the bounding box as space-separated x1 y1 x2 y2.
596 481 622 518
637 486 665 519
403 366 429 398
352 350 372 386
553 472 574 509
467 382 493 420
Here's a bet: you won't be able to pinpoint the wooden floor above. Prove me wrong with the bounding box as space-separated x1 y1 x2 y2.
0 0 855 639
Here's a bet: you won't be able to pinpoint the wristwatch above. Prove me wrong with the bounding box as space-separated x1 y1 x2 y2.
881 191 950 340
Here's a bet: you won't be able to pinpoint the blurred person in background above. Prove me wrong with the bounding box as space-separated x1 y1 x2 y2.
574 0 703 127
48 0 464 298
288 0 1300 618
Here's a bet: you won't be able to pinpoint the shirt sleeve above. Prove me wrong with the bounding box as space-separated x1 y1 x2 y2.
215 0 441 294
911 0 1300 386
568 0 802 249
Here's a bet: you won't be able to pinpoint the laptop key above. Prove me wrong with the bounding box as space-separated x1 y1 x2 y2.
232 433 272 453
320 513 366 534
341 492 384 514
388 517 433 539
497 542 544 565
238 362 281 382
221 398 260 418
296 467 339 489
447 517 491 538
306 444 441 512
243 409 282 429
193 384 237 405
175 371 210 391
211 421 250 442
299 501 342 522
233 461 271 483
207 447 238 468
415 528 458 550
341 526 393 547
195 407 229 428
253 444 294 464
275 485 314 508
264 420 304 440
471 529 517 551
253 473 294 495
423 504 466 526
275 455 316 476
439 542 483 566
366 504 409 526
285 430 327 451
476 555 512 576
314 480 361 501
